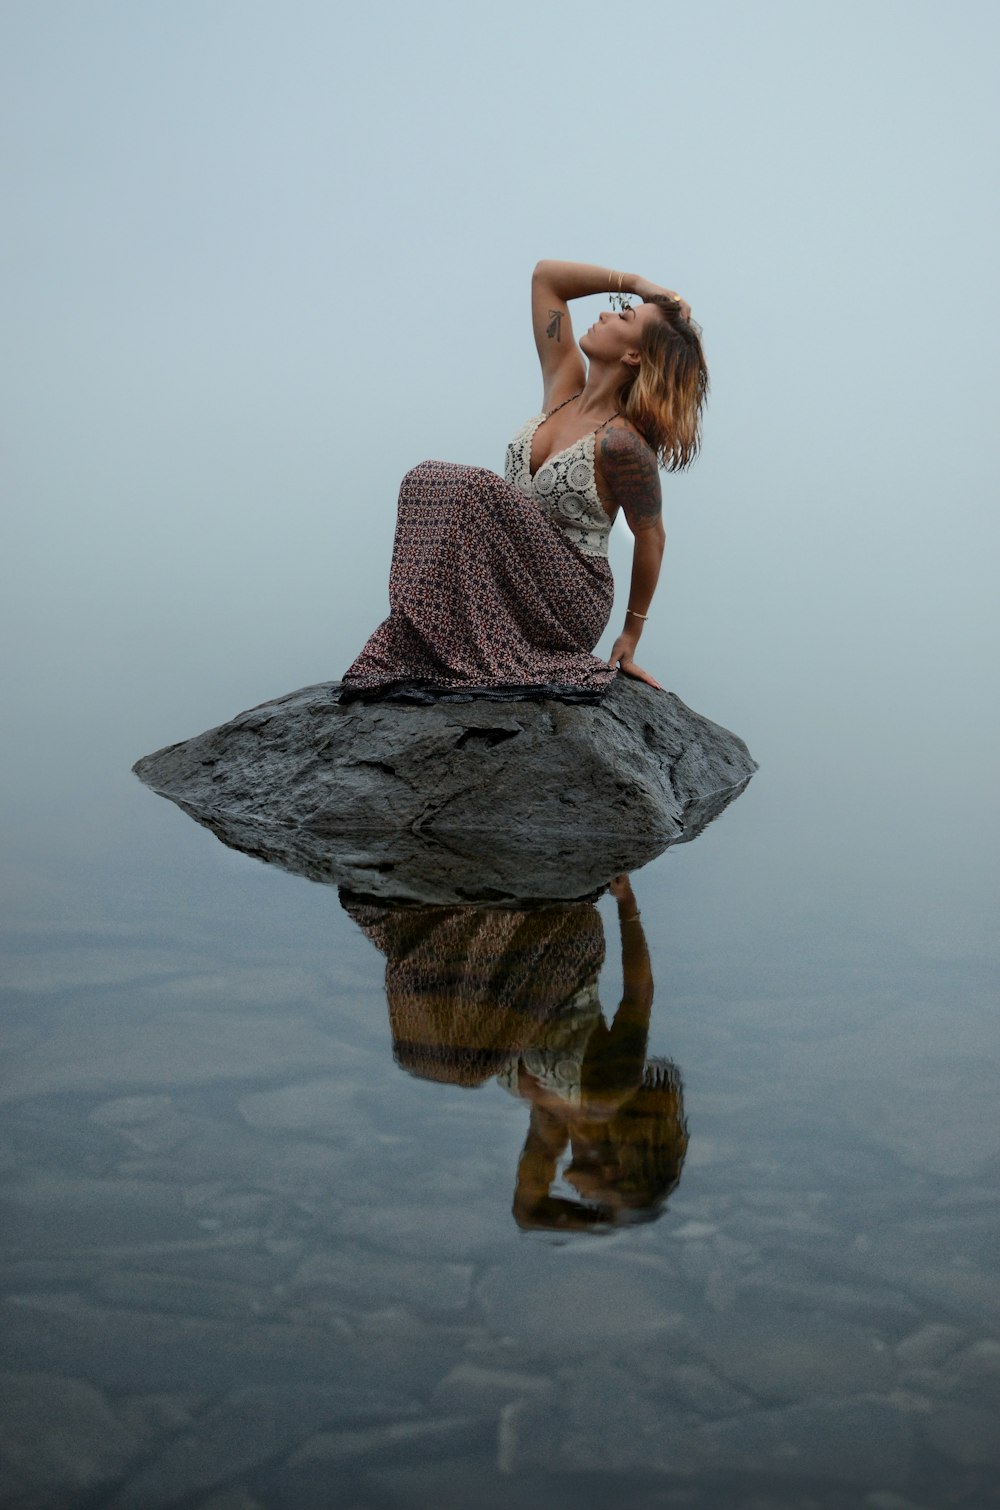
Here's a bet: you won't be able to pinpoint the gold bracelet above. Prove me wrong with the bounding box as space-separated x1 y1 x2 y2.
617 269 626 292
626 607 648 620
608 268 617 291
621 912 642 923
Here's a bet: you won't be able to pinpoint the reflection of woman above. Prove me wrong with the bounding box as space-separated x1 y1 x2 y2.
342 875 687 1231
504 875 687 1233
341 261 708 700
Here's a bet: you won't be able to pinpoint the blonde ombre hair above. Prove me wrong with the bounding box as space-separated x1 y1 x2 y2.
618 296 709 471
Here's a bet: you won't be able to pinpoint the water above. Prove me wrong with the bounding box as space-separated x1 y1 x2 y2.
2 692 998 1510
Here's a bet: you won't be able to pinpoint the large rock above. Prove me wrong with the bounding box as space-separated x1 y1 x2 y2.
133 680 756 903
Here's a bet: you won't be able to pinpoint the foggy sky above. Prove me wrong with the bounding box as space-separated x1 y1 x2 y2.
2 0 997 927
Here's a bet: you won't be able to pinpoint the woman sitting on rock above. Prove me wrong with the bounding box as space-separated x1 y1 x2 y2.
341 259 708 701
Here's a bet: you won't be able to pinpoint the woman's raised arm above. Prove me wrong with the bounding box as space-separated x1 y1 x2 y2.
530 260 593 409
531 260 691 410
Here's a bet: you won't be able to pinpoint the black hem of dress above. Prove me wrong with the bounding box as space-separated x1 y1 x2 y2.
337 678 610 706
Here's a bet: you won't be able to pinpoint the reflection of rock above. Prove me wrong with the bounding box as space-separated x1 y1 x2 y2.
133 679 756 903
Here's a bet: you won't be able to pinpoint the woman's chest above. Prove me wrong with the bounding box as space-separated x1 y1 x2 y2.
529 415 585 476
505 416 613 517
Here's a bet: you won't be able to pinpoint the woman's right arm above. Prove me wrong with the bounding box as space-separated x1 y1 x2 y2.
530 260 593 409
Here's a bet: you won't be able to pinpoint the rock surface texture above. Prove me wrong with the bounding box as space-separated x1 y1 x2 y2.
133 679 757 902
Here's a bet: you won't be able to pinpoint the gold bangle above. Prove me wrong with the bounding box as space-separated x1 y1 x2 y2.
608 268 617 291
618 270 626 292
621 912 642 923
626 607 648 620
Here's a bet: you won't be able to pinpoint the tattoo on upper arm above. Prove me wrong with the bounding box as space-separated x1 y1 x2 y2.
546 310 563 342
599 429 662 529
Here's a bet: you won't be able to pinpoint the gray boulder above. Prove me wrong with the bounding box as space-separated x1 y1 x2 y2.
133 679 756 903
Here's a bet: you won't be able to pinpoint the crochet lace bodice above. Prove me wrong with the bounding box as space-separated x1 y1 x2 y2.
504 413 615 557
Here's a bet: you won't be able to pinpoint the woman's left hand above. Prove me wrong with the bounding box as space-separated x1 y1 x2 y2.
609 636 663 690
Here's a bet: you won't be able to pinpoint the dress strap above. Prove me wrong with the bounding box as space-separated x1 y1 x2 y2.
544 395 621 436
543 392 582 419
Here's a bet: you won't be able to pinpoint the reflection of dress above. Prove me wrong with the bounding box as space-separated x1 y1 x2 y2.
341 900 605 1086
340 407 619 699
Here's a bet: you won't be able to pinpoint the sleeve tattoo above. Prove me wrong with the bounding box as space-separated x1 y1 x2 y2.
599 429 662 529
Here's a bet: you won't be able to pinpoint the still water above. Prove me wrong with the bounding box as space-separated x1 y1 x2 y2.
2 686 998 1509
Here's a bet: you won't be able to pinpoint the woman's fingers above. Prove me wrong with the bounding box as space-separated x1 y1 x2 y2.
618 658 663 691
638 281 692 323
660 287 692 321
608 636 663 690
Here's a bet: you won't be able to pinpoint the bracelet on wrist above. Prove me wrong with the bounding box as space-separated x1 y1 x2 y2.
626 607 649 621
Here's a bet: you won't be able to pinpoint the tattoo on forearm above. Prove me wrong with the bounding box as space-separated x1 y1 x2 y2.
600 429 662 529
546 310 563 342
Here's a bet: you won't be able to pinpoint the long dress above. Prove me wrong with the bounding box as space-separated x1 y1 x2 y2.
339 405 620 701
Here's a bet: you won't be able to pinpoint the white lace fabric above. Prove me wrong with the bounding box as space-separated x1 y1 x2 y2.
505 414 614 558
496 981 604 1106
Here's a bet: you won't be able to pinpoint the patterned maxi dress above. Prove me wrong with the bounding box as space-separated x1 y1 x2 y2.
339 406 620 700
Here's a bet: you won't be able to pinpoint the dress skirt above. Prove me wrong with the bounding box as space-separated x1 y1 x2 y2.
340 461 616 700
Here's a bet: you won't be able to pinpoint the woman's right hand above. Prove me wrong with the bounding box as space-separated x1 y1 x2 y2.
633 277 691 322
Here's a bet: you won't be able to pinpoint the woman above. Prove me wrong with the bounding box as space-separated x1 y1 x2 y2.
341 260 708 700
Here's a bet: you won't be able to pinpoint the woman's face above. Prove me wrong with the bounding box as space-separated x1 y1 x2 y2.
580 301 661 365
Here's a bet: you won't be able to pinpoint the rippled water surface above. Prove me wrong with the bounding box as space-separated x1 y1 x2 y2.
2 704 998 1510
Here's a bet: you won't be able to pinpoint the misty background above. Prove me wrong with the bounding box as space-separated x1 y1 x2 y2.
2 0 997 949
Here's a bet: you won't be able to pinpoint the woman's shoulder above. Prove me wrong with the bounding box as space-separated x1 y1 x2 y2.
604 415 652 448
595 421 662 509
598 419 658 472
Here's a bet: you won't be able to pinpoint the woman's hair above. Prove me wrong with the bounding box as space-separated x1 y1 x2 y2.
595 1056 689 1224
618 296 709 472
514 1057 689 1233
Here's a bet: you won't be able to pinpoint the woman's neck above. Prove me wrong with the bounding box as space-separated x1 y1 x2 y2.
574 364 626 419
